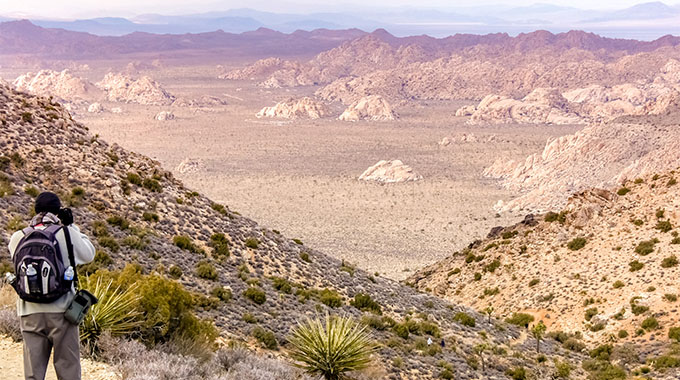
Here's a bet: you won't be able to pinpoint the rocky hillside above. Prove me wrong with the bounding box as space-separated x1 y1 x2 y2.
410 172 680 377
0 82 579 378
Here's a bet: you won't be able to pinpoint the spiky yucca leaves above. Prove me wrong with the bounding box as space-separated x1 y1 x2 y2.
80 276 142 343
288 314 376 380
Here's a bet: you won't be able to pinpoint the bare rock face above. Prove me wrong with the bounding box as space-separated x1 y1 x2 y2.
111 107 122 114
175 158 204 174
256 97 329 119
87 102 103 113
154 111 175 121
13 69 100 102
96 73 175 105
485 122 680 212
359 160 422 183
339 95 396 121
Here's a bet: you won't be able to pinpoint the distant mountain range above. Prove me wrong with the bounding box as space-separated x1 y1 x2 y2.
2 2 680 40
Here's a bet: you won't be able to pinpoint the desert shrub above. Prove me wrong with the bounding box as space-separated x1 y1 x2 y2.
635 239 659 255
506 367 527 380
210 287 232 302
631 219 644 226
453 312 476 327
21 112 33 123
484 287 500 296
672 237 680 245
193 293 219 311
142 212 159 222
669 178 678 186
89 265 217 347
545 211 567 223
5 215 27 232
339 260 355 276
582 359 626 380
0 174 14 197
483 259 501 273
567 237 587 251
23 185 39 197
528 279 539 287
613 280 625 289
505 313 534 327
98 236 119 252
288 314 375 380
501 230 518 239
641 317 658 331
418 321 441 338
168 265 183 279
668 327 680 342
300 252 311 263
617 187 630 196
350 293 382 315
173 235 202 254
661 255 678 268
656 208 665 218
211 203 227 215
243 287 266 305
319 288 343 308
618 330 628 339
78 250 113 276
244 237 259 249
563 338 586 352
664 293 678 302
656 220 673 233
243 312 257 323
473 272 482 281
209 233 230 259
585 307 598 321
555 360 571 378
195 260 218 281
271 277 293 294
590 344 613 361
628 260 643 272
252 326 278 350
126 172 142 185
393 323 410 339
0 305 21 342
143 178 162 192
653 355 680 369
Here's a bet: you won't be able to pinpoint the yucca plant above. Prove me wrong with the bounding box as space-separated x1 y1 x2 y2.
288 314 376 380
80 276 142 343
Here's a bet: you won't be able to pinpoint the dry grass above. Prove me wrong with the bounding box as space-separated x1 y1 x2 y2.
0 285 20 341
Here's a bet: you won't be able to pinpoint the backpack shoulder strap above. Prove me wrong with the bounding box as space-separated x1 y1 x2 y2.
61 225 78 288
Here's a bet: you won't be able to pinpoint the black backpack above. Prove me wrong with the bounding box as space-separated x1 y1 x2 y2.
11 223 77 303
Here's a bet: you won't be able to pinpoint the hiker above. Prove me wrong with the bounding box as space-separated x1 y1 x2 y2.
427 337 433 346
7 192 95 380
440 338 445 348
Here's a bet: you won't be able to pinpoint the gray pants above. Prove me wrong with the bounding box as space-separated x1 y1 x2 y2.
20 313 80 380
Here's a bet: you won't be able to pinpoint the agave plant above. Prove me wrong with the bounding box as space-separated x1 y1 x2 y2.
80 276 142 343
288 314 376 380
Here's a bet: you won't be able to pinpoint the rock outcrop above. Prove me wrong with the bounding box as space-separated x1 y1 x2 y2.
13 69 100 102
87 102 103 113
175 158 203 174
338 95 396 121
154 111 175 121
485 122 680 212
256 97 329 119
96 73 174 105
358 160 422 183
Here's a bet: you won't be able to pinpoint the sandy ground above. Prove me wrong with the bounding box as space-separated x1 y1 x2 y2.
0 337 119 380
1 64 582 279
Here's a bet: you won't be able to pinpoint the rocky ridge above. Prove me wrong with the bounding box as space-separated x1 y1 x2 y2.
358 160 422 183
256 97 329 119
0 81 575 379
96 73 175 106
410 172 680 379
13 69 101 103
338 95 396 121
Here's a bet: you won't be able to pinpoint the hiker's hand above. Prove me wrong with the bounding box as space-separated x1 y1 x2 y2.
58 208 74 226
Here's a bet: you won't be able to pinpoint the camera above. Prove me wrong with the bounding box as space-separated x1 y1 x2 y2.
57 207 73 226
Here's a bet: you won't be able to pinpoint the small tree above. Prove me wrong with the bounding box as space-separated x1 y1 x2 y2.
484 306 494 324
474 343 489 373
531 321 547 354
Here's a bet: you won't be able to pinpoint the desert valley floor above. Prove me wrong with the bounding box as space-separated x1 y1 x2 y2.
0 63 584 279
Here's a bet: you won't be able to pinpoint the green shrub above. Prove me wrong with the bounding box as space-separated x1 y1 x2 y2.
567 237 587 251
656 208 665 218
252 326 278 350
563 338 585 352
209 233 230 259
453 312 476 327
142 212 159 222
195 260 218 280
618 330 628 339
319 288 343 308
544 211 567 223
641 317 658 331
350 293 382 314
528 279 539 287
656 220 673 233
78 250 113 276
668 327 680 342
0 174 14 197
21 112 33 123
126 172 142 185
635 238 659 255
418 321 441 338
661 255 678 268
582 359 626 380
653 355 680 369
142 178 162 192
211 203 227 215
483 259 501 273
628 260 644 272
585 307 598 321
669 178 678 186
631 219 644 226
242 312 257 323
168 265 183 279
300 252 311 263
393 323 410 339
555 360 571 378
245 237 259 249
23 185 39 197
505 313 535 327
79 276 142 343
664 293 678 302
473 272 482 281
288 314 375 379
613 280 625 289
98 236 119 252
506 367 527 380
122 236 146 250
173 235 202 254
243 287 266 305
210 286 232 302
271 276 293 294
617 187 630 196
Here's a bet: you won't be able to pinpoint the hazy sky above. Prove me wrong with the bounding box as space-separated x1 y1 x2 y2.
0 0 660 19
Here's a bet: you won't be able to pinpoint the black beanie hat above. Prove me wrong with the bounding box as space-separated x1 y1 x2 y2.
35 192 62 215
